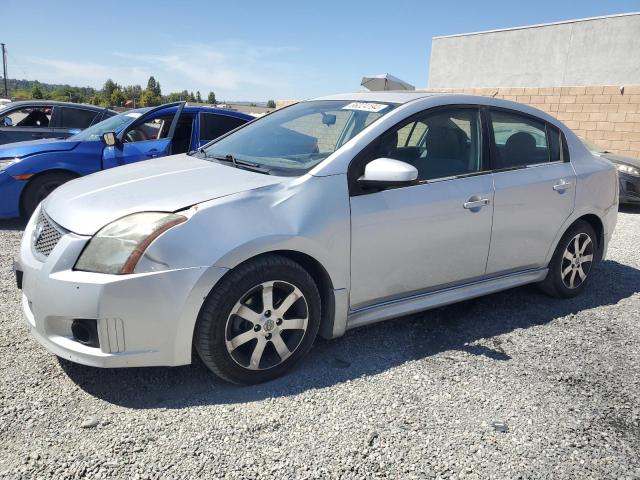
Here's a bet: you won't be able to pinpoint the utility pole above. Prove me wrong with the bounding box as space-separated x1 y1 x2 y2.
1 44 7 97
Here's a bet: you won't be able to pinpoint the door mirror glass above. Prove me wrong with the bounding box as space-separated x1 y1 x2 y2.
357 158 418 189
102 131 118 146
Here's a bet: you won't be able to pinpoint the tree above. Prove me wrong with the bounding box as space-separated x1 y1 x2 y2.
140 89 161 107
207 91 217 105
266 99 276 108
165 92 182 102
110 89 126 107
124 84 142 105
146 76 162 97
31 83 44 99
196 91 202 103
102 79 118 102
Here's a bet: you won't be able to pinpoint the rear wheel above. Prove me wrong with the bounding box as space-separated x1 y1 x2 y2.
539 220 597 298
22 172 76 219
194 255 321 384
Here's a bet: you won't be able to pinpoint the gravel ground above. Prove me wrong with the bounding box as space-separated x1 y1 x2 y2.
0 208 639 480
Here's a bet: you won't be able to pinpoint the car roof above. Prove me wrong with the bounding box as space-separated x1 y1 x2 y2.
5 99 115 113
312 91 446 104
164 105 254 119
310 91 567 130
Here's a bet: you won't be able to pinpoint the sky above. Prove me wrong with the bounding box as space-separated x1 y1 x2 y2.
2 0 640 101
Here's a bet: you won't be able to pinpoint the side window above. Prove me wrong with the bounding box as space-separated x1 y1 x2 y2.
58 107 100 129
375 108 481 181
124 114 173 143
199 114 247 141
0 106 53 128
490 111 550 168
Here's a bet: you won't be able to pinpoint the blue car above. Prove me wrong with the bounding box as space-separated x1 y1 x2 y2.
0 102 253 218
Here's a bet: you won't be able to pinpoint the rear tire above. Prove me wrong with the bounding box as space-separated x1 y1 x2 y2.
21 172 76 219
539 220 597 298
194 254 321 384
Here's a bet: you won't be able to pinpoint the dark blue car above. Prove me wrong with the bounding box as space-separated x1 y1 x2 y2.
0 102 252 218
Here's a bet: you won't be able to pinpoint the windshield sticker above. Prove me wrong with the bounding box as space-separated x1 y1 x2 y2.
342 102 389 113
125 112 142 118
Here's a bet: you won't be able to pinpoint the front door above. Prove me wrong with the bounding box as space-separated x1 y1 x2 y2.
349 106 494 309
102 104 184 170
485 109 576 275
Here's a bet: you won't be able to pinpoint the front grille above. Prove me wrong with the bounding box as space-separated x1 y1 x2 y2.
33 210 64 257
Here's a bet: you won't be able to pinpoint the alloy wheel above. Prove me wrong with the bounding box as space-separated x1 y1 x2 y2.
225 280 309 370
560 232 594 289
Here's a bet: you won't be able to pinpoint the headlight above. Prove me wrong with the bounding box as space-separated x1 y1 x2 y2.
616 164 640 177
75 212 186 274
0 157 19 171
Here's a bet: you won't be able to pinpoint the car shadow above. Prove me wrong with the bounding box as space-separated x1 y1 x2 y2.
0 218 27 231
619 204 640 214
59 259 640 409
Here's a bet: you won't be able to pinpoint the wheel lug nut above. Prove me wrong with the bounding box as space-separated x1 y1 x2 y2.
264 310 271 318
266 333 272 340
254 325 261 331
276 318 282 325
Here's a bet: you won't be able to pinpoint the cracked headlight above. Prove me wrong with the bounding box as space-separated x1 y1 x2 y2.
75 212 187 274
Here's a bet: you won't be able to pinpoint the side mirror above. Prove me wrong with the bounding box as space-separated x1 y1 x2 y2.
357 158 418 189
102 132 118 147
2 116 13 127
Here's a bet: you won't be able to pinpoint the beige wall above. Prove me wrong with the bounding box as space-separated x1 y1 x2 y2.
425 85 640 159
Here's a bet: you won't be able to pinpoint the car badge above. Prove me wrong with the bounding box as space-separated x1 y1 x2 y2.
33 222 44 244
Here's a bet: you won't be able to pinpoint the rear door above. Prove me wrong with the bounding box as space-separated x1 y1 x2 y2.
102 103 185 170
485 108 575 275
0 104 54 144
50 106 101 139
197 112 248 148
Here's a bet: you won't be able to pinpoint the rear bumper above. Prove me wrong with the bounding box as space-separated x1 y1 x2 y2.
17 210 226 368
0 171 25 218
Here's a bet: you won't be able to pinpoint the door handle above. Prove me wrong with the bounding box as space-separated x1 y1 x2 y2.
463 198 490 209
146 150 159 158
553 180 573 191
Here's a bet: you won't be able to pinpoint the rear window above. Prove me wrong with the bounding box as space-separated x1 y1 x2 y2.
490 110 550 168
199 113 247 141
58 107 100 129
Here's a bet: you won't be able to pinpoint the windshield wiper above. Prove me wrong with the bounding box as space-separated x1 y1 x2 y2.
209 154 271 174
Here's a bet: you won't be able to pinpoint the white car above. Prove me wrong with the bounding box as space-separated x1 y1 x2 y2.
16 92 618 384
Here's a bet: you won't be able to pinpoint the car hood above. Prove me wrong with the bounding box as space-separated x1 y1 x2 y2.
600 152 640 169
44 154 286 235
0 138 79 158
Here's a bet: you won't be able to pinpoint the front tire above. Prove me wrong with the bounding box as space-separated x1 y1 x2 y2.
21 172 76 219
539 220 597 298
194 255 321 384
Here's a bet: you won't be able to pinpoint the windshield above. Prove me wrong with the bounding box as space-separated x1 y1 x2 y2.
202 100 397 175
580 136 606 154
69 110 146 141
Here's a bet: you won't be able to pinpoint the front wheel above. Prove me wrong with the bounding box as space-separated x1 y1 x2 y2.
21 172 76 219
194 255 321 384
539 220 597 298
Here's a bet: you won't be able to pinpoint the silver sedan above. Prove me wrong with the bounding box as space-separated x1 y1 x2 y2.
16 92 618 384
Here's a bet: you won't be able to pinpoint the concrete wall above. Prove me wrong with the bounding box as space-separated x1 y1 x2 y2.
429 13 640 89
